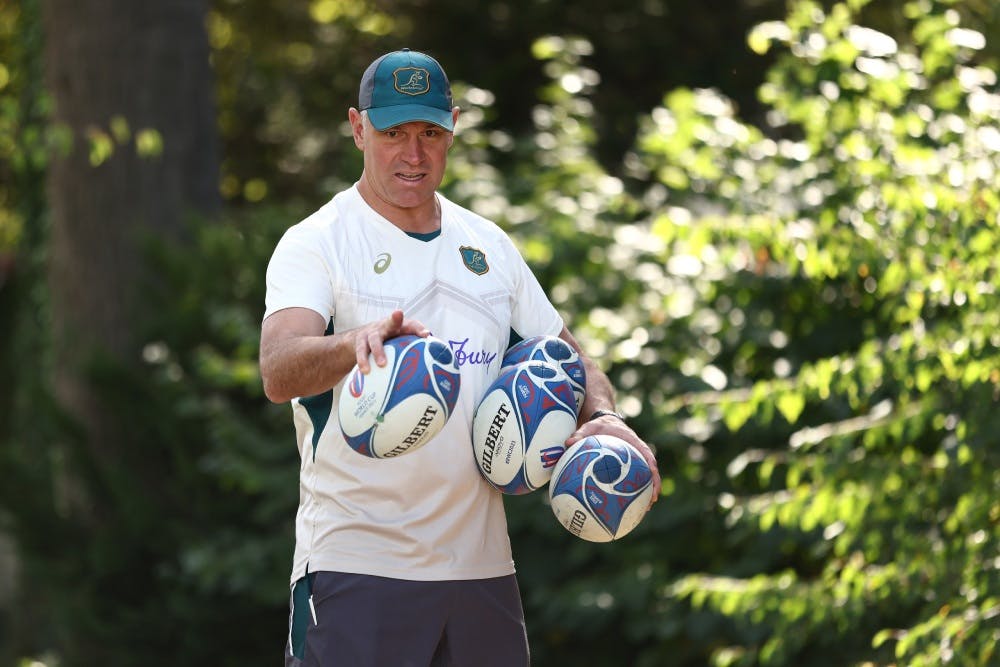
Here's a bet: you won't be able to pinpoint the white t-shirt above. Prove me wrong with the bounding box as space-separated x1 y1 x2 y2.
264 184 563 583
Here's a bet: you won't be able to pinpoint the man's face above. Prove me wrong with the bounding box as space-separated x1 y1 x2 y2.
350 109 458 216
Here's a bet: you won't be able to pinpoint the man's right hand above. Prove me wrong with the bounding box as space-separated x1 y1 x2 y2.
260 307 429 403
353 309 430 374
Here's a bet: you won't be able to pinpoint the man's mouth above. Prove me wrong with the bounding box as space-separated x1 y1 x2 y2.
396 172 425 182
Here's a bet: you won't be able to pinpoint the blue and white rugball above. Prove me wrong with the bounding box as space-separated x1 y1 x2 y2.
549 434 654 542
472 361 578 495
502 335 587 415
338 334 461 459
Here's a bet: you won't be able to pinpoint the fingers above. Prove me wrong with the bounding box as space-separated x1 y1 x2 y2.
355 310 431 373
386 309 430 339
354 313 393 372
641 446 662 508
354 328 378 373
367 329 389 369
564 413 628 445
387 309 404 330
625 438 661 509
401 320 431 337
393 311 430 339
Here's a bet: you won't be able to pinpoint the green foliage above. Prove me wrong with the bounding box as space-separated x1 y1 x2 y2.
610 1 1000 664
0 1 50 658
207 0 396 205
447 3 1000 666
2 206 300 665
0 0 46 254
207 0 801 208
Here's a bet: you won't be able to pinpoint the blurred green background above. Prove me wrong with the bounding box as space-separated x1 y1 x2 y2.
2 0 999 665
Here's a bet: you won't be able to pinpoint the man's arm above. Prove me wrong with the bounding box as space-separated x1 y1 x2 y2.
557 326 662 506
259 308 429 404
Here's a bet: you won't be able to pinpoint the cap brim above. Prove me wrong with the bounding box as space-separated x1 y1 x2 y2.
367 104 454 131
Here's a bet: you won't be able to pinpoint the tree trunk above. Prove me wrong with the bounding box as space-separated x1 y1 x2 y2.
42 0 219 509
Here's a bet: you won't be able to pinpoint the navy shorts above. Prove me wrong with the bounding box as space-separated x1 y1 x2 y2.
285 571 529 667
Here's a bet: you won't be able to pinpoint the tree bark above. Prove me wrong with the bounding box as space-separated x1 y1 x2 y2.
42 0 219 511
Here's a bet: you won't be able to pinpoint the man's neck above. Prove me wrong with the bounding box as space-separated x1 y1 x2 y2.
356 179 441 234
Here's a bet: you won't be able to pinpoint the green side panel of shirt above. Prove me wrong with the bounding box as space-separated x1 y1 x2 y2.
506 328 524 353
298 317 336 461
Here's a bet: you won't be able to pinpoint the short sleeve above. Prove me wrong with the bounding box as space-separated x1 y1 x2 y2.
504 235 564 338
263 222 335 323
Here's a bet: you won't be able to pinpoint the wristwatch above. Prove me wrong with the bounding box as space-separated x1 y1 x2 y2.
588 409 626 422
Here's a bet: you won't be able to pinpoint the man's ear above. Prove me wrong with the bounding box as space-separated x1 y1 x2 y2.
447 106 460 147
348 107 365 150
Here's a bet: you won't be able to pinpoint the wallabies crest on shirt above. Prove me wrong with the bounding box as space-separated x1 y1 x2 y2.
460 246 489 275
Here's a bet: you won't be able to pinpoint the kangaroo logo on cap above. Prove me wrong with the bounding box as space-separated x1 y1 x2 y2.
394 67 430 96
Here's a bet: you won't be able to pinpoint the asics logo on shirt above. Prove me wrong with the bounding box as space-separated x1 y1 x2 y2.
374 253 392 274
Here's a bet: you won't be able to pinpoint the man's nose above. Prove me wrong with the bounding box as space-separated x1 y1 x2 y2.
400 135 425 163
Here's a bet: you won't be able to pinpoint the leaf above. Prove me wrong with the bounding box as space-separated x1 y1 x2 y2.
776 392 806 424
723 400 754 433
872 628 897 648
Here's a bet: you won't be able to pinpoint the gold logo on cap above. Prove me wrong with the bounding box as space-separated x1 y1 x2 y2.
393 67 430 96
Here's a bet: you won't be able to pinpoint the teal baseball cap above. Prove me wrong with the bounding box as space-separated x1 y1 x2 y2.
358 49 454 131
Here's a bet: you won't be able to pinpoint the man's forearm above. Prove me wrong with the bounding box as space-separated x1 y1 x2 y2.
260 331 358 404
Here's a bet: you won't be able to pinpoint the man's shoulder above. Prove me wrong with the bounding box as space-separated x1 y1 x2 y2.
440 194 510 241
286 187 356 235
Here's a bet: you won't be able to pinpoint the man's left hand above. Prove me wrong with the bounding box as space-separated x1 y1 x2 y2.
565 415 661 509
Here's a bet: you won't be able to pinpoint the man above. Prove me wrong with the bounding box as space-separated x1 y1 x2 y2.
259 48 660 667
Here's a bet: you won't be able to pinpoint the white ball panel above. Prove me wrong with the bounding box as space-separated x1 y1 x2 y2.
472 388 524 488
550 493 613 543
370 393 450 458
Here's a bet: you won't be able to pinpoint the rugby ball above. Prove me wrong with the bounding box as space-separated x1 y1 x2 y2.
472 361 578 495
549 434 654 542
339 335 461 459
503 335 587 415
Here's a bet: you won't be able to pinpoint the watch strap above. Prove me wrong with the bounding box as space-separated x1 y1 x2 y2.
588 409 626 422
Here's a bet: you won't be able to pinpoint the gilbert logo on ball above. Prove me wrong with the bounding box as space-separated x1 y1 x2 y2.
502 335 587 415
549 434 654 542
472 361 577 494
339 335 461 459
